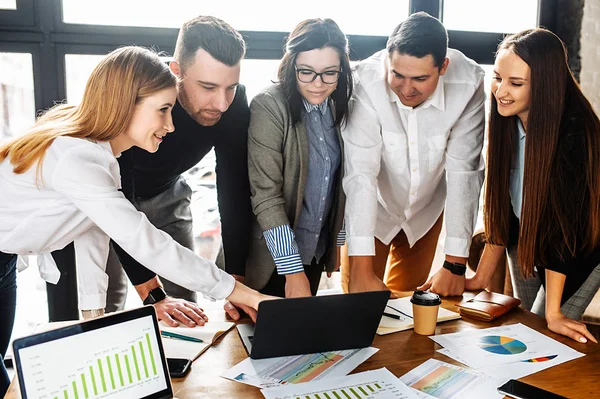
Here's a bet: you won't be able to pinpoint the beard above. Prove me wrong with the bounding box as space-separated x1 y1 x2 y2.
177 82 222 127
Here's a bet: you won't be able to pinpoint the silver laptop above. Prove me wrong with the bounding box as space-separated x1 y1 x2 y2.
12 306 173 399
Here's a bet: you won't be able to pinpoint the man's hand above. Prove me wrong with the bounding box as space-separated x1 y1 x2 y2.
547 311 598 344
419 267 465 297
348 256 391 295
285 272 312 298
153 297 208 327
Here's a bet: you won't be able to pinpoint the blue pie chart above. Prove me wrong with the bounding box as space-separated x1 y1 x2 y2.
478 335 527 355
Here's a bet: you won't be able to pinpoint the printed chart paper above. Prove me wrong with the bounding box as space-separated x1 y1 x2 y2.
222 347 379 388
399 359 503 399
431 323 584 380
261 368 419 399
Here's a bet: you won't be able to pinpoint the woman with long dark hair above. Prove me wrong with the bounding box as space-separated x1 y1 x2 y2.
467 28 600 343
244 19 352 297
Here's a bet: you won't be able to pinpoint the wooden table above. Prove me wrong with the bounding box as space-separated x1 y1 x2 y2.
6 294 600 398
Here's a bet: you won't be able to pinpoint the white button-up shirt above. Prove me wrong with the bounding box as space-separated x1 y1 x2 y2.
0 136 234 309
342 48 485 258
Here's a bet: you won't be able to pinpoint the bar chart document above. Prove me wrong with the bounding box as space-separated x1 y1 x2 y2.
18 316 168 399
261 368 419 399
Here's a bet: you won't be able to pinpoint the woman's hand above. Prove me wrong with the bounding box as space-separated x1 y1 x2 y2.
285 272 312 298
546 311 598 344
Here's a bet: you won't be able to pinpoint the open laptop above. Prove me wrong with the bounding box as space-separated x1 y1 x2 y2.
12 306 173 399
237 290 390 359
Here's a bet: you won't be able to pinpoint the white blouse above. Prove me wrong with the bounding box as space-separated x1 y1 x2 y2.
0 136 234 309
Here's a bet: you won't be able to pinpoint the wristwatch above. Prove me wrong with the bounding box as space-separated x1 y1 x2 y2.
442 260 467 276
143 287 167 305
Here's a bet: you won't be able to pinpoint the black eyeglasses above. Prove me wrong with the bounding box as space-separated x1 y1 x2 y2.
295 66 342 84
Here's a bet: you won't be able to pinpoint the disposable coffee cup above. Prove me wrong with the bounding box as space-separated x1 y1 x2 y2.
411 290 442 335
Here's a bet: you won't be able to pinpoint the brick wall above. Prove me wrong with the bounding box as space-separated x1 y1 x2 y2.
580 0 600 114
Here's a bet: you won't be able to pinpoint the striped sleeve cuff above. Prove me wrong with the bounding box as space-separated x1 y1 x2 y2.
337 229 346 246
263 224 304 275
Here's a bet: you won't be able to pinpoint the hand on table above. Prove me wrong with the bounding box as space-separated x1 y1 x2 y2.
154 297 208 327
546 311 598 344
418 267 465 297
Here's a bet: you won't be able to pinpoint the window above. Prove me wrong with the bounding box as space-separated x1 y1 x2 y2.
240 59 280 101
62 0 408 36
0 52 35 141
0 0 16 10
443 0 538 33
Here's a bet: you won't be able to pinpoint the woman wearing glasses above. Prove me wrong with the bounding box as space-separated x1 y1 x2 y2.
244 19 353 297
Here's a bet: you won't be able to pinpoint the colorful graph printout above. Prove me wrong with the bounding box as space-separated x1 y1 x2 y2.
477 336 527 355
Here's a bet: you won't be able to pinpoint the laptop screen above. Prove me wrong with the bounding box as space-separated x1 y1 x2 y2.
13 306 172 399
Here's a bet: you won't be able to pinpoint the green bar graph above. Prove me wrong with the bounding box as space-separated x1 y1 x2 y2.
131 345 141 381
139 341 149 378
81 374 88 399
324 393 332 399
315 394 322 399
341 389 351 399
333 392 342 399
366 385 374 392
98 359 107 393
90 366 98 396
146 333 157 376
106 356 116 389
54 334 162 398
125 354 133 384
374 383 381 389
115 354 124 387
349 387 361 399
358 386 368 396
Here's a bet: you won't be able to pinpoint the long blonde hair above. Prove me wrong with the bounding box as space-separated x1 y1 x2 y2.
0 46 176 181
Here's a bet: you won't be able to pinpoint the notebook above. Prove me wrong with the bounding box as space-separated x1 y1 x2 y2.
237 291 390 359
377 296 461 335
159 321 234 361
12 306 173 399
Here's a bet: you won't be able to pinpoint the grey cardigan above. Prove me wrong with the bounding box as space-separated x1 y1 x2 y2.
245 85 346 291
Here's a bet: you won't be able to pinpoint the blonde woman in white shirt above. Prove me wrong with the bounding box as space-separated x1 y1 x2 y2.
341 12 485 297
0 47 267 369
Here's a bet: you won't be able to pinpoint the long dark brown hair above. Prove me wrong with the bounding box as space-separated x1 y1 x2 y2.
485 28 600 276
277 18 353 127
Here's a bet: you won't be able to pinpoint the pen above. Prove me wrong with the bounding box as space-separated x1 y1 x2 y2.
386 304 413 319
161 330 204 343
383 312 407 320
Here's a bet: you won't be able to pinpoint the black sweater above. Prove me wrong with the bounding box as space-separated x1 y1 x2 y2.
114 86 251 282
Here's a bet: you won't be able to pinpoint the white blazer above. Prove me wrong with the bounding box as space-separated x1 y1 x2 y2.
0 136 234 309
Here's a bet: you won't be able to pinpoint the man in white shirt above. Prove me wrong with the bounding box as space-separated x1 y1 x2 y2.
341 12 485 297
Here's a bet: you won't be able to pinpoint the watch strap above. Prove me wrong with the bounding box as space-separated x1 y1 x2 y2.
443 260 467 276
143 286 167 305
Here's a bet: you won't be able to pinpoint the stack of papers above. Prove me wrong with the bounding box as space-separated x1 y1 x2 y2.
221 347 379 389
430 323 584 383
260 368 420 399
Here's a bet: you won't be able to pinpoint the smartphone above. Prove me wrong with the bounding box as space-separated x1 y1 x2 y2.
497 379 567 399
166 358 192 378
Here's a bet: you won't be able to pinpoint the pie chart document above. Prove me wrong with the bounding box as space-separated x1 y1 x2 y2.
429 323 584 370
